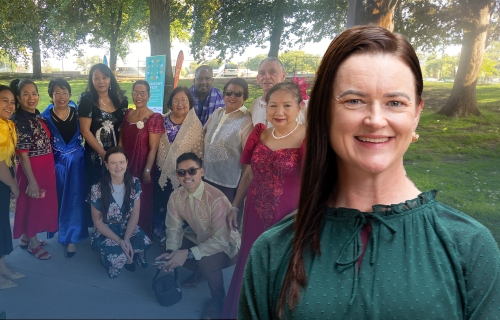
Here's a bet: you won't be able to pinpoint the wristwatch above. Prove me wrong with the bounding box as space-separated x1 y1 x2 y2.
187 248 195 260
145 168 151 173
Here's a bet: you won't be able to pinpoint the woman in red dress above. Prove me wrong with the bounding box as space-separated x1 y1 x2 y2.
222 82 306 318
9 79 58 260
121 80 164 239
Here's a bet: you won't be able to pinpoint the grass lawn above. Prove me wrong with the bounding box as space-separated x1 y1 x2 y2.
2 75 500 243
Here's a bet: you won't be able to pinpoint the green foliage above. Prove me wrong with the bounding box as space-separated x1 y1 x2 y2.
74 55 103 74
246 54 268 71
279 50 321 73
0 0 89 76
424 53 459 80
83 0 148 68
190 0 346 60
41 60 60 74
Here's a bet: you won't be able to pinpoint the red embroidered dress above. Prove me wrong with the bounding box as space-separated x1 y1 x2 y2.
121 109 165 237
222 123 305 318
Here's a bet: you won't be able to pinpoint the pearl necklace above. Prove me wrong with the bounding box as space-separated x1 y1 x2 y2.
272 121 299 140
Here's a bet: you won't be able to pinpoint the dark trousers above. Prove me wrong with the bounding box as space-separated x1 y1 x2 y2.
179 237 237 299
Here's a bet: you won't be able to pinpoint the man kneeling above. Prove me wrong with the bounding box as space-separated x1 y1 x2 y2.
156 152 240 319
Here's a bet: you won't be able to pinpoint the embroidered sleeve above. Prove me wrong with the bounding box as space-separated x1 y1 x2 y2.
89 184 103 212
165 192 185 252
239 114 254 152
147 113 166 134
190 194 232 260
13 115 32 152
241 123 265 164
77 92 94 118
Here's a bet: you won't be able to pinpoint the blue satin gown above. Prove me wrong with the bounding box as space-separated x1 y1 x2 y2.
42 101 91 244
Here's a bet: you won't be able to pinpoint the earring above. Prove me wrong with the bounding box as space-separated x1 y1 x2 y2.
411 131 419 143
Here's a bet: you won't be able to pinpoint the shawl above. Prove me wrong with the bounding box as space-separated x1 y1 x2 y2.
0 117 17 167
157 108 204 189
189 85 225 125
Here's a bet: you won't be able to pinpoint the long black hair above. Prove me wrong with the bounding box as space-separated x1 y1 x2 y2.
100 146 133 218
86 63 125 108
9 79 38 112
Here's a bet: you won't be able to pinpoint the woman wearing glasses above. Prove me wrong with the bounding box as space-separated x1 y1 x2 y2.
41 78 90 258
120 80 164 241
222 82 306 318
9 79 58 260
78 63 128 206
203 78 253 203
153 86 204 241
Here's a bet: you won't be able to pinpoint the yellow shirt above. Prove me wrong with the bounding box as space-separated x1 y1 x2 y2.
0 118 17 167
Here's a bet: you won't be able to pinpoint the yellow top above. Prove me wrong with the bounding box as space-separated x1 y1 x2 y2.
0 117 17 167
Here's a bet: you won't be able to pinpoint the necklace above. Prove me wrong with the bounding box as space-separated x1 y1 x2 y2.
111 183 125 194
53 105 71 122
99 98 112 110
272 121 299 139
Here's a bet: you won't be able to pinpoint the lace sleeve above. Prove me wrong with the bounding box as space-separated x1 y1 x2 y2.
147 113 166 134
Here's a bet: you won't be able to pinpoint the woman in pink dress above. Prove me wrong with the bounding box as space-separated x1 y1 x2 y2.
222 82 306 318
9 79 58 260
120 80 165 240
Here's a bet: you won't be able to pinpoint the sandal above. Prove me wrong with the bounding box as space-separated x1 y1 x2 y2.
28 245 51 260
0 279 18 290
19 238 47 250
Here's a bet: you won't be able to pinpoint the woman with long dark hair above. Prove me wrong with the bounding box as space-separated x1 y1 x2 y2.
78 63 128 201
121 80 164 238
10 79 58 260
0 85 23 289
42 78 90 258
89 146 151 278
239 25 500 319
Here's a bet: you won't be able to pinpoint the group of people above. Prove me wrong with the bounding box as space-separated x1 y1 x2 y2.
1 25 499 320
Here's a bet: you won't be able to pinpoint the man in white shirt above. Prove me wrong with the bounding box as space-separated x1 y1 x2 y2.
156 152 240 319
249 57 307 127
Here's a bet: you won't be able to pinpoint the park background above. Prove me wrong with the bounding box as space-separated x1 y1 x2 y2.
0 1 499 243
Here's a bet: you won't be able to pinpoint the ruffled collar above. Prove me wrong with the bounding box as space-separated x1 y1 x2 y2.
325 190 437 219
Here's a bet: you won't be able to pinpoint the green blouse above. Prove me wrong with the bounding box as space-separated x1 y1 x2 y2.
239 191 500 319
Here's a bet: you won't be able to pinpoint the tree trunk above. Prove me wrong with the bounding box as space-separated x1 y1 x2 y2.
439 0 493 117
149 0 173 112
32 37 42 79
108 4 123 73
348 0 398 31
268 6 285 57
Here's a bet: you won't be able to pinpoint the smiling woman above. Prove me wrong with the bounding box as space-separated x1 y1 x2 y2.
120 80 165 238
238 25 500 320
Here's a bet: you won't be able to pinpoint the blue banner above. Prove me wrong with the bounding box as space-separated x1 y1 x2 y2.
146 55 166 113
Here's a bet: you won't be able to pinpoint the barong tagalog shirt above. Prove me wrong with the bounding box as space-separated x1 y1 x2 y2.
165 181 240 260
239 190 500 320
203 106 253 188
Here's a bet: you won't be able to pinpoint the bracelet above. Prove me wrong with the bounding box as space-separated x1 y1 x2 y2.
230 206 239 212
144 168 151 173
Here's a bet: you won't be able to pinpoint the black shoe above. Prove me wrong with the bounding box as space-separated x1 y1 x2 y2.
64 250 76 258
202 296 224 319
124 262 136 272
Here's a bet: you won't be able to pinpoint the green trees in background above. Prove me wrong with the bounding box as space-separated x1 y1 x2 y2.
74 55 102 74
190 0 347 60
0 0 88 79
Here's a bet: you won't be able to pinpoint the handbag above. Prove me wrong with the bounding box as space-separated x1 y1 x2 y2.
152 268 182 307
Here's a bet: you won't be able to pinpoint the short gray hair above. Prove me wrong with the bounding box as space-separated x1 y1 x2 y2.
259 57 285 73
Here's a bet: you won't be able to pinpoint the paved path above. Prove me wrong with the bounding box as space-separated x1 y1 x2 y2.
0 212 235 319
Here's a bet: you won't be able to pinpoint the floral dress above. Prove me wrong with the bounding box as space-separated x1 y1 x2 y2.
90 177 151 278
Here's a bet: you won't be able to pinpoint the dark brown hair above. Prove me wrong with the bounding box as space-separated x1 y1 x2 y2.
277 25 423 317
265 82 303 107
223 77 249 101
166 86 195 110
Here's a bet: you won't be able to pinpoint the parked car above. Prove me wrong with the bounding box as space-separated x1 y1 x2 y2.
216 63 239 77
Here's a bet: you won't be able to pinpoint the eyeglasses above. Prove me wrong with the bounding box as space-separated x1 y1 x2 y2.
172 98 189 106
53 92 70 97
132 91 149 97
176 167 201 177
224 90 243 97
